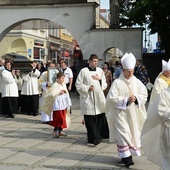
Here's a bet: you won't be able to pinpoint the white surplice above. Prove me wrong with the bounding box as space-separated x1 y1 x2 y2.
106 73 147 158
141 87 170 170
75 67 107 116
21 69 40 95
1 69 18 97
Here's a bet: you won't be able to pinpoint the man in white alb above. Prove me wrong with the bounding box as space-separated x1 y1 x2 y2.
106 53 148 167
76 54 109 146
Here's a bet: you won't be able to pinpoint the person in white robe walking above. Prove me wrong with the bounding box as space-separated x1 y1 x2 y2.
106 53 148 167
39 72 71 138
148 59 170 107
75 54 109 146
141 87 170 170
38 62 58 123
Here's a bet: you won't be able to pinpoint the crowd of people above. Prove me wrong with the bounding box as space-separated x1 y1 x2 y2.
0 52 169 169
0 58 73 137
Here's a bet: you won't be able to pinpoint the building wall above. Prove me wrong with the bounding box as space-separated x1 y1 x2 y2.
0 3 142 68
0 33 48 62
88 0 100 28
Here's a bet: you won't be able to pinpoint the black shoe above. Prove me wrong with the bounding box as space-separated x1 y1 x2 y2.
125 160 134 167
94 139 101 146
122 155 134 167
7 114 15 118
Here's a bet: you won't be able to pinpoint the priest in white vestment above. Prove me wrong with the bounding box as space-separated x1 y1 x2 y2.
141 87 170 170
38 62 58 123
106 53 148 167
75 54 109 146
148 59 170 107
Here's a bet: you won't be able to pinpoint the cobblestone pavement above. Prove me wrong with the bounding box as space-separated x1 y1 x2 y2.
0 92 161 170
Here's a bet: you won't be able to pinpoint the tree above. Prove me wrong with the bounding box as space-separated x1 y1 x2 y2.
119 0 170 55
110 0 124 28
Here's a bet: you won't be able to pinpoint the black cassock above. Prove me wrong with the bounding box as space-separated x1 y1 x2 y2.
2 97 18 116
84 113 109 144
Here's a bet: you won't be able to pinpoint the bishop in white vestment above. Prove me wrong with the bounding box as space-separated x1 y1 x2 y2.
106 53 147 167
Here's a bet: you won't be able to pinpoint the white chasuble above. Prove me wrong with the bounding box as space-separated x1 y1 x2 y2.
141 88 170 170
106 73 147 157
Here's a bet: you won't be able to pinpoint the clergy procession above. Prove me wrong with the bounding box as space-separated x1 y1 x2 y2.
0 52 170 169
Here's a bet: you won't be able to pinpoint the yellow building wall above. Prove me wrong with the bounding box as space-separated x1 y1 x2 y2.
100 16 110 28
60 29 74 42
0 36 47 62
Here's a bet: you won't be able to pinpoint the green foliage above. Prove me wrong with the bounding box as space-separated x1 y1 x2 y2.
119 0 170 53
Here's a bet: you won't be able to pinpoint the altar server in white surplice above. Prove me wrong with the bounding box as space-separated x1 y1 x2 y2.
106 53 148 168
1 59 18 118
141 87 170 170
39 72 71 138
75 54 109 146
21 61 40 116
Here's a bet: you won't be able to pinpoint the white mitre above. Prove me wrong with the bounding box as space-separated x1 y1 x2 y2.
162 59 170 71
121 52 136 69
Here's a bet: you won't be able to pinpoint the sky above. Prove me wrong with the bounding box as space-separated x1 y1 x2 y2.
100 0 157 50
100 0 109 9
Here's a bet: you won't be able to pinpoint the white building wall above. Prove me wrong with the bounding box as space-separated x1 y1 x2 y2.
0 3 142 66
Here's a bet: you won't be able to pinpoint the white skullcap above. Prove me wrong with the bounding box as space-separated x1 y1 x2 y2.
162 59 170 71
121 52 136 69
